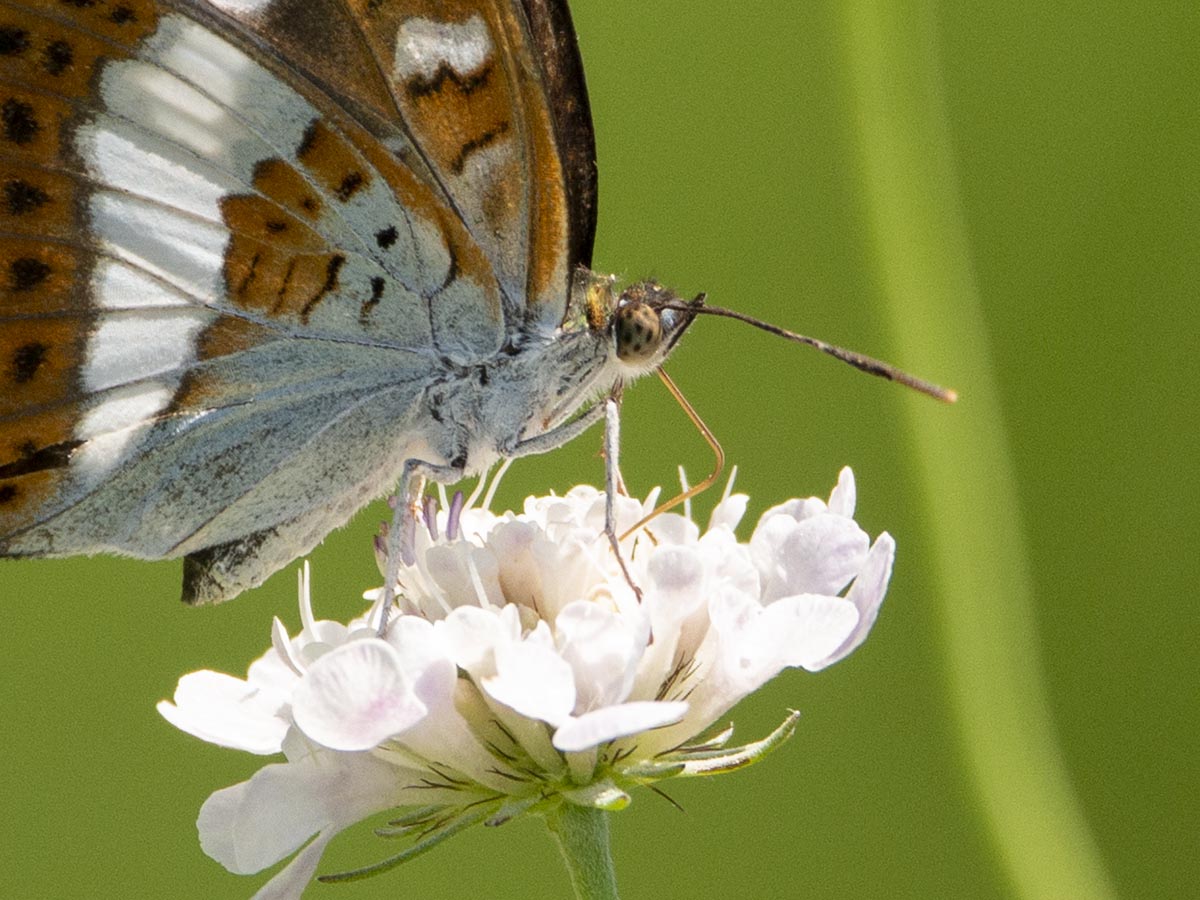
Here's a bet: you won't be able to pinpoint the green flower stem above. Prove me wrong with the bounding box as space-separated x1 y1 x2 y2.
547 804 619 900
837 4 1117 900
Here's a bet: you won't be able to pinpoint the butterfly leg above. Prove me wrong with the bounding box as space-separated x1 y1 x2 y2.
376 458 463 635
602 397 642 600
502 399 607 460
505 397 641 597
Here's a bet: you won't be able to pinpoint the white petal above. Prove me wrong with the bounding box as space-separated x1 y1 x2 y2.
553 701 689 752
554 601 644 710
486 519 544 607
697 528 761 598
752 514 869 601
291 640 426 751
424 542 503 610
483 641 576 725
385 616 455 701
708 493 749 532
249 831 334 900
826 466 857 518
198 753 402 875
643 512 700 546
760 594 860 670
646 544 708 621
707 591 858 690
439 605 517 672
246 646 303 693
808 532 895 671
755 496 827 530
157 670 288 754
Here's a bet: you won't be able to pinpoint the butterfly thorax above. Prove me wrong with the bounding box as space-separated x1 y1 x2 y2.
426 271 696 477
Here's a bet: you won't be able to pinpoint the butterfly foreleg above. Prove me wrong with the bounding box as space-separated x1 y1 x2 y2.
376 457 464 635
502 399 607 461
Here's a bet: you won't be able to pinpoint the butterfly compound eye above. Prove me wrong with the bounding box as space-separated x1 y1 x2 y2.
614 302 664 363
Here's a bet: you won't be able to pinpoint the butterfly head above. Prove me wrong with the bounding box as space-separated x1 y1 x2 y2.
574 271 702 376
612 280 703 375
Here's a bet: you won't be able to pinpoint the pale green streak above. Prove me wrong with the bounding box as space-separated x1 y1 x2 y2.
838 4 1116 899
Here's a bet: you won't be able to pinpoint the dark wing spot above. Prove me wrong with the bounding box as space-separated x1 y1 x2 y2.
42 40 74 76
0 439 80 478
236 250 261 295
375 225 398 249
449 121 510 176
0 27 31 56
406 62 493 100
0 484 17 504
275 258 296 302
296 119 319 160
12 341 47 383
110 6 137 24
300 195 318 213
299 254 345 321
1 98 40 145
264 220 287 233
3 179 50 215
334 171 364 202
60 0 99 9
358 275 385 323
10 257 51 291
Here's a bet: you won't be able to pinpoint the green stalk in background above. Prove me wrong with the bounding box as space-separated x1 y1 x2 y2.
837 4 1116 899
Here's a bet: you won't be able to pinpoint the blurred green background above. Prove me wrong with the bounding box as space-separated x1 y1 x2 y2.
2 2 1195 898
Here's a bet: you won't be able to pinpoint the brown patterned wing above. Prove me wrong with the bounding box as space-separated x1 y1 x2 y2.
190 0 598 332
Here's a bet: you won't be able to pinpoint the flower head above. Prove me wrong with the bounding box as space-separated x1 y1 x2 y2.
159 467 894 896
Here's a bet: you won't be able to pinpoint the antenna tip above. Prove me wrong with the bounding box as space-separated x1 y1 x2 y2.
942 388 959 404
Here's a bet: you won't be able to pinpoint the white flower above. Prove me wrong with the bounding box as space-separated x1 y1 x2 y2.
159 467 894 897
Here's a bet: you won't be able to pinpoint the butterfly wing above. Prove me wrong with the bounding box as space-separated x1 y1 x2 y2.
0 0 598 600
195 0 596 319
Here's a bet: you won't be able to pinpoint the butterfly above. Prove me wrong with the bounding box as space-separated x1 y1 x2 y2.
0 0 700 604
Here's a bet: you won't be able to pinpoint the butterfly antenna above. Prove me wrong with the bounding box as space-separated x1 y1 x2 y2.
660 300 958 403
620 368 725 540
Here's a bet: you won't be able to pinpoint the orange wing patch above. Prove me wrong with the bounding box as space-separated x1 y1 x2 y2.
295 120 373 204
0 1 160 530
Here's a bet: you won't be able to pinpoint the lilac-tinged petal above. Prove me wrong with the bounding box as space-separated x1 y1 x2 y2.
808 532 895 671
157 671 288 754
291 640 426 751
553 701 689 752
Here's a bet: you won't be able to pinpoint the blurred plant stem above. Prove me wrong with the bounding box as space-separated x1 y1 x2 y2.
548 805 619 900
837 4 1117 899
